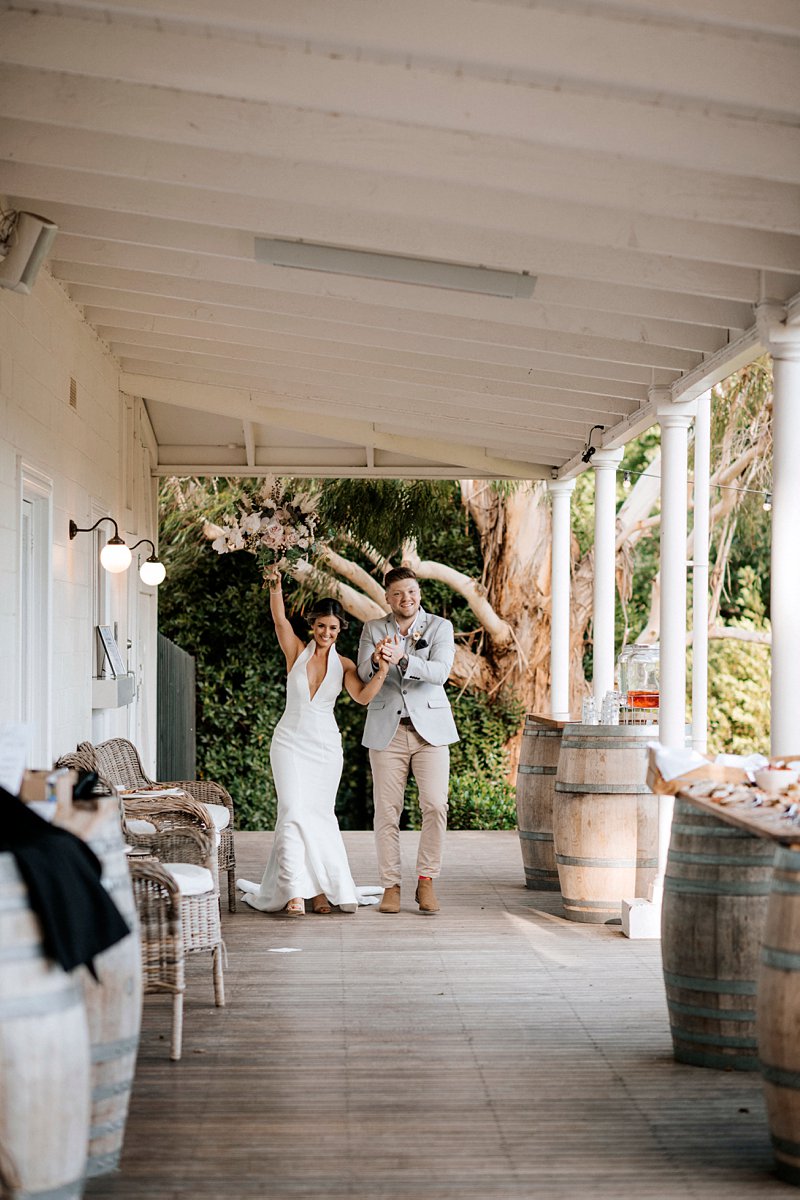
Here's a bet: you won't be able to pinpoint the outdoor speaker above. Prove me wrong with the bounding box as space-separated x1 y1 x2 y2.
0 211 58 294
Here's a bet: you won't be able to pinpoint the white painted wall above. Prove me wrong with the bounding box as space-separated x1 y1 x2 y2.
0 268 158 771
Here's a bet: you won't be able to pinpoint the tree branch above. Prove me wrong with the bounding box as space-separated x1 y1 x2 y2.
688 626 772 647
403 546 514 645
290 559 385 624
318 546 386 606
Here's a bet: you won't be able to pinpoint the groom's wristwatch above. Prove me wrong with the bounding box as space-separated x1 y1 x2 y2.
398 655 409 674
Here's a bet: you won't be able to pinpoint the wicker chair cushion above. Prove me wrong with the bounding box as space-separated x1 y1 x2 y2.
127 810 226 837
126 818 157 836
163 863 215 897
205 804 231 832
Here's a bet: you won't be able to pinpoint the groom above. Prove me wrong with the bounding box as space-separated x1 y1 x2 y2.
358 567 458 914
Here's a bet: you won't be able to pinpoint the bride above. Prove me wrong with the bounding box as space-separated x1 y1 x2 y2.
237 569 389 915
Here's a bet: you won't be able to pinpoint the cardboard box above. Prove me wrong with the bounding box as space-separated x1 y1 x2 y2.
19 768 77 819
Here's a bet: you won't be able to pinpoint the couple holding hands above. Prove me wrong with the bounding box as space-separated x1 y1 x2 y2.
237 567 459 917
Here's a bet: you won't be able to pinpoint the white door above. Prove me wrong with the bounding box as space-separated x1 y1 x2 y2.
19 467 53 767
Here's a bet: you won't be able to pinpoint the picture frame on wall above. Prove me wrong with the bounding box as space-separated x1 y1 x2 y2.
96 624 126 678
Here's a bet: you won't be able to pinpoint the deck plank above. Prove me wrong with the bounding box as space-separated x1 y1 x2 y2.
86 831 786 1200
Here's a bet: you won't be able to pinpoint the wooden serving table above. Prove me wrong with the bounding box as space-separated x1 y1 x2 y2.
677 780 800 1186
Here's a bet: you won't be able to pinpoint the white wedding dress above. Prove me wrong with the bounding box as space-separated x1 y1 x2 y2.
237 642 380 913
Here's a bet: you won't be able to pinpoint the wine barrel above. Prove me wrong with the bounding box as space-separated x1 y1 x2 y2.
662 799 773 1070
515 716 564 891
0 853 90 1199
757 844 800 1185
79 794 143 1178
553 724 657 923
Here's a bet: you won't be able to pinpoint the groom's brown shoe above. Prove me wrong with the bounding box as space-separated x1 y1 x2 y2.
378 885 401 913
415 877 439 914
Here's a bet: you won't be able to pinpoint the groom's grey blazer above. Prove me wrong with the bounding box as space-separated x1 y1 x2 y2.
357 608 459 751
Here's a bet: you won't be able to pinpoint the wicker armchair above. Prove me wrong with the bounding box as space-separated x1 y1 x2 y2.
128 814 224 1060
51 753 225 1060
57 745 220 877
128 858 185 1059
93 738 237 913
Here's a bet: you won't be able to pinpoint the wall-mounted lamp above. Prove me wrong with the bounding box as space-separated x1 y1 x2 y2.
69 516 132 574
131 539 167 586
580 425 605 464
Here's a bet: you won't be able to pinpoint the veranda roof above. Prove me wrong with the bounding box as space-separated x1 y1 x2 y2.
1 0 798 478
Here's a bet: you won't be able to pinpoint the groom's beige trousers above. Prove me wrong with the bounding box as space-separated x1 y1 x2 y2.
369 722 449 886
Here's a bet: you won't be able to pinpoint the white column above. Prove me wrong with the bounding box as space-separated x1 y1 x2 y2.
591 448 624 708
758 312 800 756
623 395 695 939
657 398 696 749
656 394 696 906
691 392 711 755
548 479 576 720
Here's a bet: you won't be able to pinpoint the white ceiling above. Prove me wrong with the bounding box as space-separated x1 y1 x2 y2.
2 0 799 478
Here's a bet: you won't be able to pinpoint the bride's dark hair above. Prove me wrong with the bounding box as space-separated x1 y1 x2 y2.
307 597 348 630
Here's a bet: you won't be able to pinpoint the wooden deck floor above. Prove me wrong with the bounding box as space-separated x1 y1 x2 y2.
86 831 789 1200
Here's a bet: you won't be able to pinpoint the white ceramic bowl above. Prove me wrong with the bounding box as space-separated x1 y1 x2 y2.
754 766 799 796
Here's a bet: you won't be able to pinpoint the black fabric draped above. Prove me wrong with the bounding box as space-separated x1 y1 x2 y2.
0 786 130 977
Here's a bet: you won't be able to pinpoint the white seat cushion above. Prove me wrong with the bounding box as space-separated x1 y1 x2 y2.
126 818 157 836
204 802 230 832
163 863 215 897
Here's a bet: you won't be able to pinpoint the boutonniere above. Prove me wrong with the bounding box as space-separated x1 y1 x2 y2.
409 626 429 651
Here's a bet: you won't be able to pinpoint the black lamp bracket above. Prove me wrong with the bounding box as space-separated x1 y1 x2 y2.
69 516 125 544
130 538 159 562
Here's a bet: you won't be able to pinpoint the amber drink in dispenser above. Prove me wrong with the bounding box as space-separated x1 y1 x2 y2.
625 644 659 709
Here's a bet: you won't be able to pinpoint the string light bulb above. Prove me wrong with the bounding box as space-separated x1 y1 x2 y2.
763 492 772 512
623 471 632 491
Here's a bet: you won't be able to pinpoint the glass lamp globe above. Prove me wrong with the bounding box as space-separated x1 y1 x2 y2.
100 539 132 574
139 557 166 586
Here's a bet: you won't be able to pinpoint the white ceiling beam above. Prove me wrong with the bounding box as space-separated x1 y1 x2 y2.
120 372 555 478
112 346 636 436
79 302 675 388
7 160 797 291
2 5 797 118
74 288 678 386
28 0 800 40
4 120 798 273
152 463 487 479
60 260 754 333
3 65 796 233
38 204 750 341
117 357 596 457
2 12 799 183
94 322 649 408
38 218 777 309
73 270 724 357
580 0 800 37
86 311 704 390
49 250 708 370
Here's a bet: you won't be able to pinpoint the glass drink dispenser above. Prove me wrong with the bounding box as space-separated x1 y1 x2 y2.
624 643 660 709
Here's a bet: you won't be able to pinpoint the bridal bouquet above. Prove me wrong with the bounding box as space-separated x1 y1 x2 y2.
202 477 320 580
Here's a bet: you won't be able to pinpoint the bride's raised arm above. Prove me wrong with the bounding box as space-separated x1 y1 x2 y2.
341 653 389 705
266 568 305 669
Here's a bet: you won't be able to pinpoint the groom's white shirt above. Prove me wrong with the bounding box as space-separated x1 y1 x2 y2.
357 606 459 750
